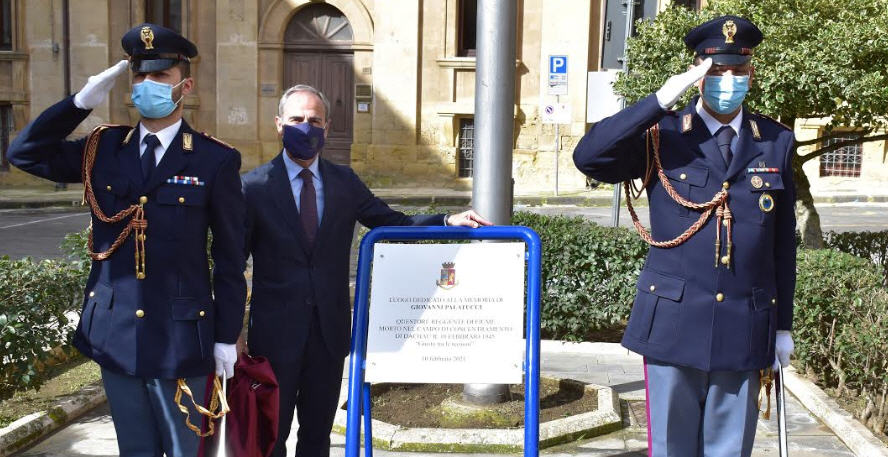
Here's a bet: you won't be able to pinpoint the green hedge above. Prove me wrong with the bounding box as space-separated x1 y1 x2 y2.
512 212 647 341
0 255 86 400
793 249 888 435
823 230 888 285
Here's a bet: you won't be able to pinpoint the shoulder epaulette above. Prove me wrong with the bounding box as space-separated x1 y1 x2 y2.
754 113 793 132
199 131 235 150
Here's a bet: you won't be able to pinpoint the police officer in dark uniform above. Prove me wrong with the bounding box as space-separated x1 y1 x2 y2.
573 16 795 456
8 23 245 456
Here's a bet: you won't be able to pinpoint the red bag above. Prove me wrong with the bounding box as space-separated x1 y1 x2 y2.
200 353 280 457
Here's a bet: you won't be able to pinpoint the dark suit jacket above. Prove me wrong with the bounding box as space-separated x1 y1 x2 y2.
7 96 247 378
573 94 796 372
242 154 444 363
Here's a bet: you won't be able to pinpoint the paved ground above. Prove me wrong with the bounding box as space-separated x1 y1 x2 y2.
2 201 886 260
16 345 855 456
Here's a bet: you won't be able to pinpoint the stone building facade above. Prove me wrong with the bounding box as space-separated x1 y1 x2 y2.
0 0 884 194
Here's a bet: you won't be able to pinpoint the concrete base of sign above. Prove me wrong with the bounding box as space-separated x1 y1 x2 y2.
331 375 623 453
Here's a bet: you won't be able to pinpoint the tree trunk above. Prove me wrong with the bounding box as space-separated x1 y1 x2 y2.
787 115 825 249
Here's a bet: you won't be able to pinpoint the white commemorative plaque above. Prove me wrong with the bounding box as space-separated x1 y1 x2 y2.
365 242 525 384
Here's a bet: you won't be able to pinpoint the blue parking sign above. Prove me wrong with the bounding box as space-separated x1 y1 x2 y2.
549 55 567 74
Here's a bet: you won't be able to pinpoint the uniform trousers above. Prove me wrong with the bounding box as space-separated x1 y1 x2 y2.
270 308 346 457
644 357 760 457
101 367 208 457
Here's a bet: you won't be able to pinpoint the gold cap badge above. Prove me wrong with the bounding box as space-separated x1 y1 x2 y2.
722 20 737 44
140 26 155 50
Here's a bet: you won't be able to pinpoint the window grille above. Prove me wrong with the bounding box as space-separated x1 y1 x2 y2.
458 118 474 178
820 136 862 178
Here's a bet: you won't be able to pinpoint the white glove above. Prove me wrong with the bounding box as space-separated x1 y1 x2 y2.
213 342 237 379
73 59 129 110
655 58 712 109
773 330 794 370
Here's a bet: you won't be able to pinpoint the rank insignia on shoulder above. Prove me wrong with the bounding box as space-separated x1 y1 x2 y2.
759 193 775 212
183 132 193 151
682 114 693 133
201 132 234 150
749 119 761 140
167 176 205 186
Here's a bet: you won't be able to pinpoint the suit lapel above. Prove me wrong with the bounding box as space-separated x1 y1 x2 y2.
141 122 190 194
679 101 728 176
725 112 763 180
269 154 311 255
117 125 144 194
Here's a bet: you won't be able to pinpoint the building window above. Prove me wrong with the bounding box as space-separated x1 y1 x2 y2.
457 118 474 178
146 0 182 34
0 105 12 171
0 0 12 51
820 136 862 178
457 0 476 57
672 0 700 10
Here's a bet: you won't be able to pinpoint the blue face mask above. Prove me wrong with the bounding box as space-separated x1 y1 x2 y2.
131 78 185 119
702 75 749 114
282 123 326 160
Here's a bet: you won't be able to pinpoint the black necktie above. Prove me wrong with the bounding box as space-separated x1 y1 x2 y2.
141 134 160 182
299 168 318 245
715 126 736 168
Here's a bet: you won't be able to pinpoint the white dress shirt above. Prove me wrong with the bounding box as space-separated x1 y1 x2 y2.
139 119 182 166
696 99 742 153
283 152 324 224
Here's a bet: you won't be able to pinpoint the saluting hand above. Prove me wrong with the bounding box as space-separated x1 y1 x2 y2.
73 59 130 110
445 210 493 228
655 57 713 109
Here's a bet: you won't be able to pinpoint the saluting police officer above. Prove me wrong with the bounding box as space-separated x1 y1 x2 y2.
574 16 795 456
8 24 245 457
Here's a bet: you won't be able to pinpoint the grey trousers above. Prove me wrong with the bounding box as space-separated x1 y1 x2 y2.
102 367 209 457
644 358 761 457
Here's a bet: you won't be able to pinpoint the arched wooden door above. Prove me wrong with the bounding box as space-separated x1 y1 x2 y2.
284 4 355 165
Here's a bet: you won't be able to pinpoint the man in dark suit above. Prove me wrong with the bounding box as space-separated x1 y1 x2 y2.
573 16 795 457
8 24 245 457
242 84 490 457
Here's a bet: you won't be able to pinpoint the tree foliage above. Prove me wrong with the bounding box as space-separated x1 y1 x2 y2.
614 0 888 155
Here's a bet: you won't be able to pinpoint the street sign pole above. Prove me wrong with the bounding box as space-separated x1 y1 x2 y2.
554 95 560 197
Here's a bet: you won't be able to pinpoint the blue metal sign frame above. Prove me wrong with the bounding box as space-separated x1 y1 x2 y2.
344 226 543 457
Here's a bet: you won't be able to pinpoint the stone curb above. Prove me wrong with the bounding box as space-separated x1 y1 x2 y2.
0 382 106 457
782 367 888 457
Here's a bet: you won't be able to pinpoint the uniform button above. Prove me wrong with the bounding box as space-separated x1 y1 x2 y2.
178 197 185 204
715 292 724 302
306 298 313 306
771 298 777 305
722 181 730 190
106 185 112 191
199 310 206 317
679 173 687 180
649 285 656 292
89 291 95 298
765 182 771 188
139 234 146 241
135 309 145 318
722 219 729 227
720 255 730 265
137 272 146 280
139 195 148 204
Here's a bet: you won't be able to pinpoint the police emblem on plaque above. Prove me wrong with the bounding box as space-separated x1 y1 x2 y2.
436 262 458 289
